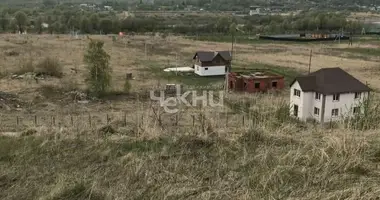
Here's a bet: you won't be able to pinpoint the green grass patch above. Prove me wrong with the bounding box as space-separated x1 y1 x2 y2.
340 47 380 57
140 60 301 89
140 61 225 88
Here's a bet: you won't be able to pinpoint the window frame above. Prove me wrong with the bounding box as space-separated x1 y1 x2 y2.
354 92 361 99
254 82 260 89
333 94 340 101
293 89 301 97
315 92 321 100
314 107 320 116
353 107 360 114
331 108 339 117
272 81 278 88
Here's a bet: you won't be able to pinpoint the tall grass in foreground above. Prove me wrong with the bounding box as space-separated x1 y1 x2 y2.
2 93 380 199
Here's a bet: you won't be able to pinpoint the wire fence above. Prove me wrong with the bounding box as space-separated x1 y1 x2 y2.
0 109 263 133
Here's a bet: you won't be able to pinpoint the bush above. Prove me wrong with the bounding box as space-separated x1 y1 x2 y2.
35 57 63 78
16 58 35 75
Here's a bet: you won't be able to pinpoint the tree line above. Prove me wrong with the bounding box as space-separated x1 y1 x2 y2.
0 8 364 35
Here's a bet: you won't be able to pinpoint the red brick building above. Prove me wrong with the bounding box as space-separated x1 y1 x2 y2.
228 71 285 93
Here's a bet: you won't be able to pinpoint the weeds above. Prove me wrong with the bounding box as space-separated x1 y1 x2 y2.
16 57 34 75
35 57 63 78
14 56 63 78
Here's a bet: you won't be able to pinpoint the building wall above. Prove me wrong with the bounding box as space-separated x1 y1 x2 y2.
228 74 284 93
289 81 303 118
322 92 368 122
245 77 284 93
194 64 226 76
290 80 369 122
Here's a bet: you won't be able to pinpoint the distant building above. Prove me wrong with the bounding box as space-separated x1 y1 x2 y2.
249 6 262 15
104 6 113 11
192 51 231 76
41 23 49 28
228 71 285 93
290 67 371 122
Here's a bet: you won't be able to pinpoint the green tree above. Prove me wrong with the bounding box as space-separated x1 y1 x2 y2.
50 21 61 34
9 19 17 33
0 11 9 31
80 17 91 33
35 16 43 34
14 11 28 33
43 0 56 7
112 18 121 33
89 13 99 32
84 39 111 96
67 16 79 31
99 18 113 34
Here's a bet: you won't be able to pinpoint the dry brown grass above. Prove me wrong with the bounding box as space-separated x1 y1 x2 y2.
1 34 380 199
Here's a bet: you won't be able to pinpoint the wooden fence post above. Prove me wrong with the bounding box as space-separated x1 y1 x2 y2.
192 115 195 127
225 113 228 127
34 115 37 126
106 114 109 125
88 114 92 128
52 116 56 126
124 112 127 126
242 115 245 126
16 116 19 126
71 115 74 126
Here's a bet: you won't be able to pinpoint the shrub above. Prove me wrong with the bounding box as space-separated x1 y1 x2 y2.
15 58 35 75
35 57 63 78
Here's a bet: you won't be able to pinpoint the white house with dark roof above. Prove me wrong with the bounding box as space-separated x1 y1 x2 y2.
192 51 231 76
290 67 371 122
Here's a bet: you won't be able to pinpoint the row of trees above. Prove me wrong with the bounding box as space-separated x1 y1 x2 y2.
0 9 364 35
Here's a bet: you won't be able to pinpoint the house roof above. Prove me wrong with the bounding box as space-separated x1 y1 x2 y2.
193 51 232 62
290 67 371 94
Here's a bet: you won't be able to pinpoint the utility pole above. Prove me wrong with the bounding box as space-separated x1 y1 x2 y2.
144 41 147 59
175 52 178 76
226 30 234 93
308 49 312 74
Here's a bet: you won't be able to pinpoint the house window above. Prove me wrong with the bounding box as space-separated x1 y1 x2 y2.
293 105 299 117
353 107 360 114
294 89 301 97
314 107 320 116
355 92 361 99
272 81 278 88
332 109 339 117
333 94 340 101
255 82 260 89
315 92 321 100
205 68 208 70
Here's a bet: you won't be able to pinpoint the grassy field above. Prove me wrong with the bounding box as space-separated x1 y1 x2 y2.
1 33 380 199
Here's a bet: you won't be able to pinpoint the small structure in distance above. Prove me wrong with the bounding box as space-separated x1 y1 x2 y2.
192 51 231 76
228 71 285 93
259 33 350 42
290 67 371 123
249 6 263 16
163 67 194 73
